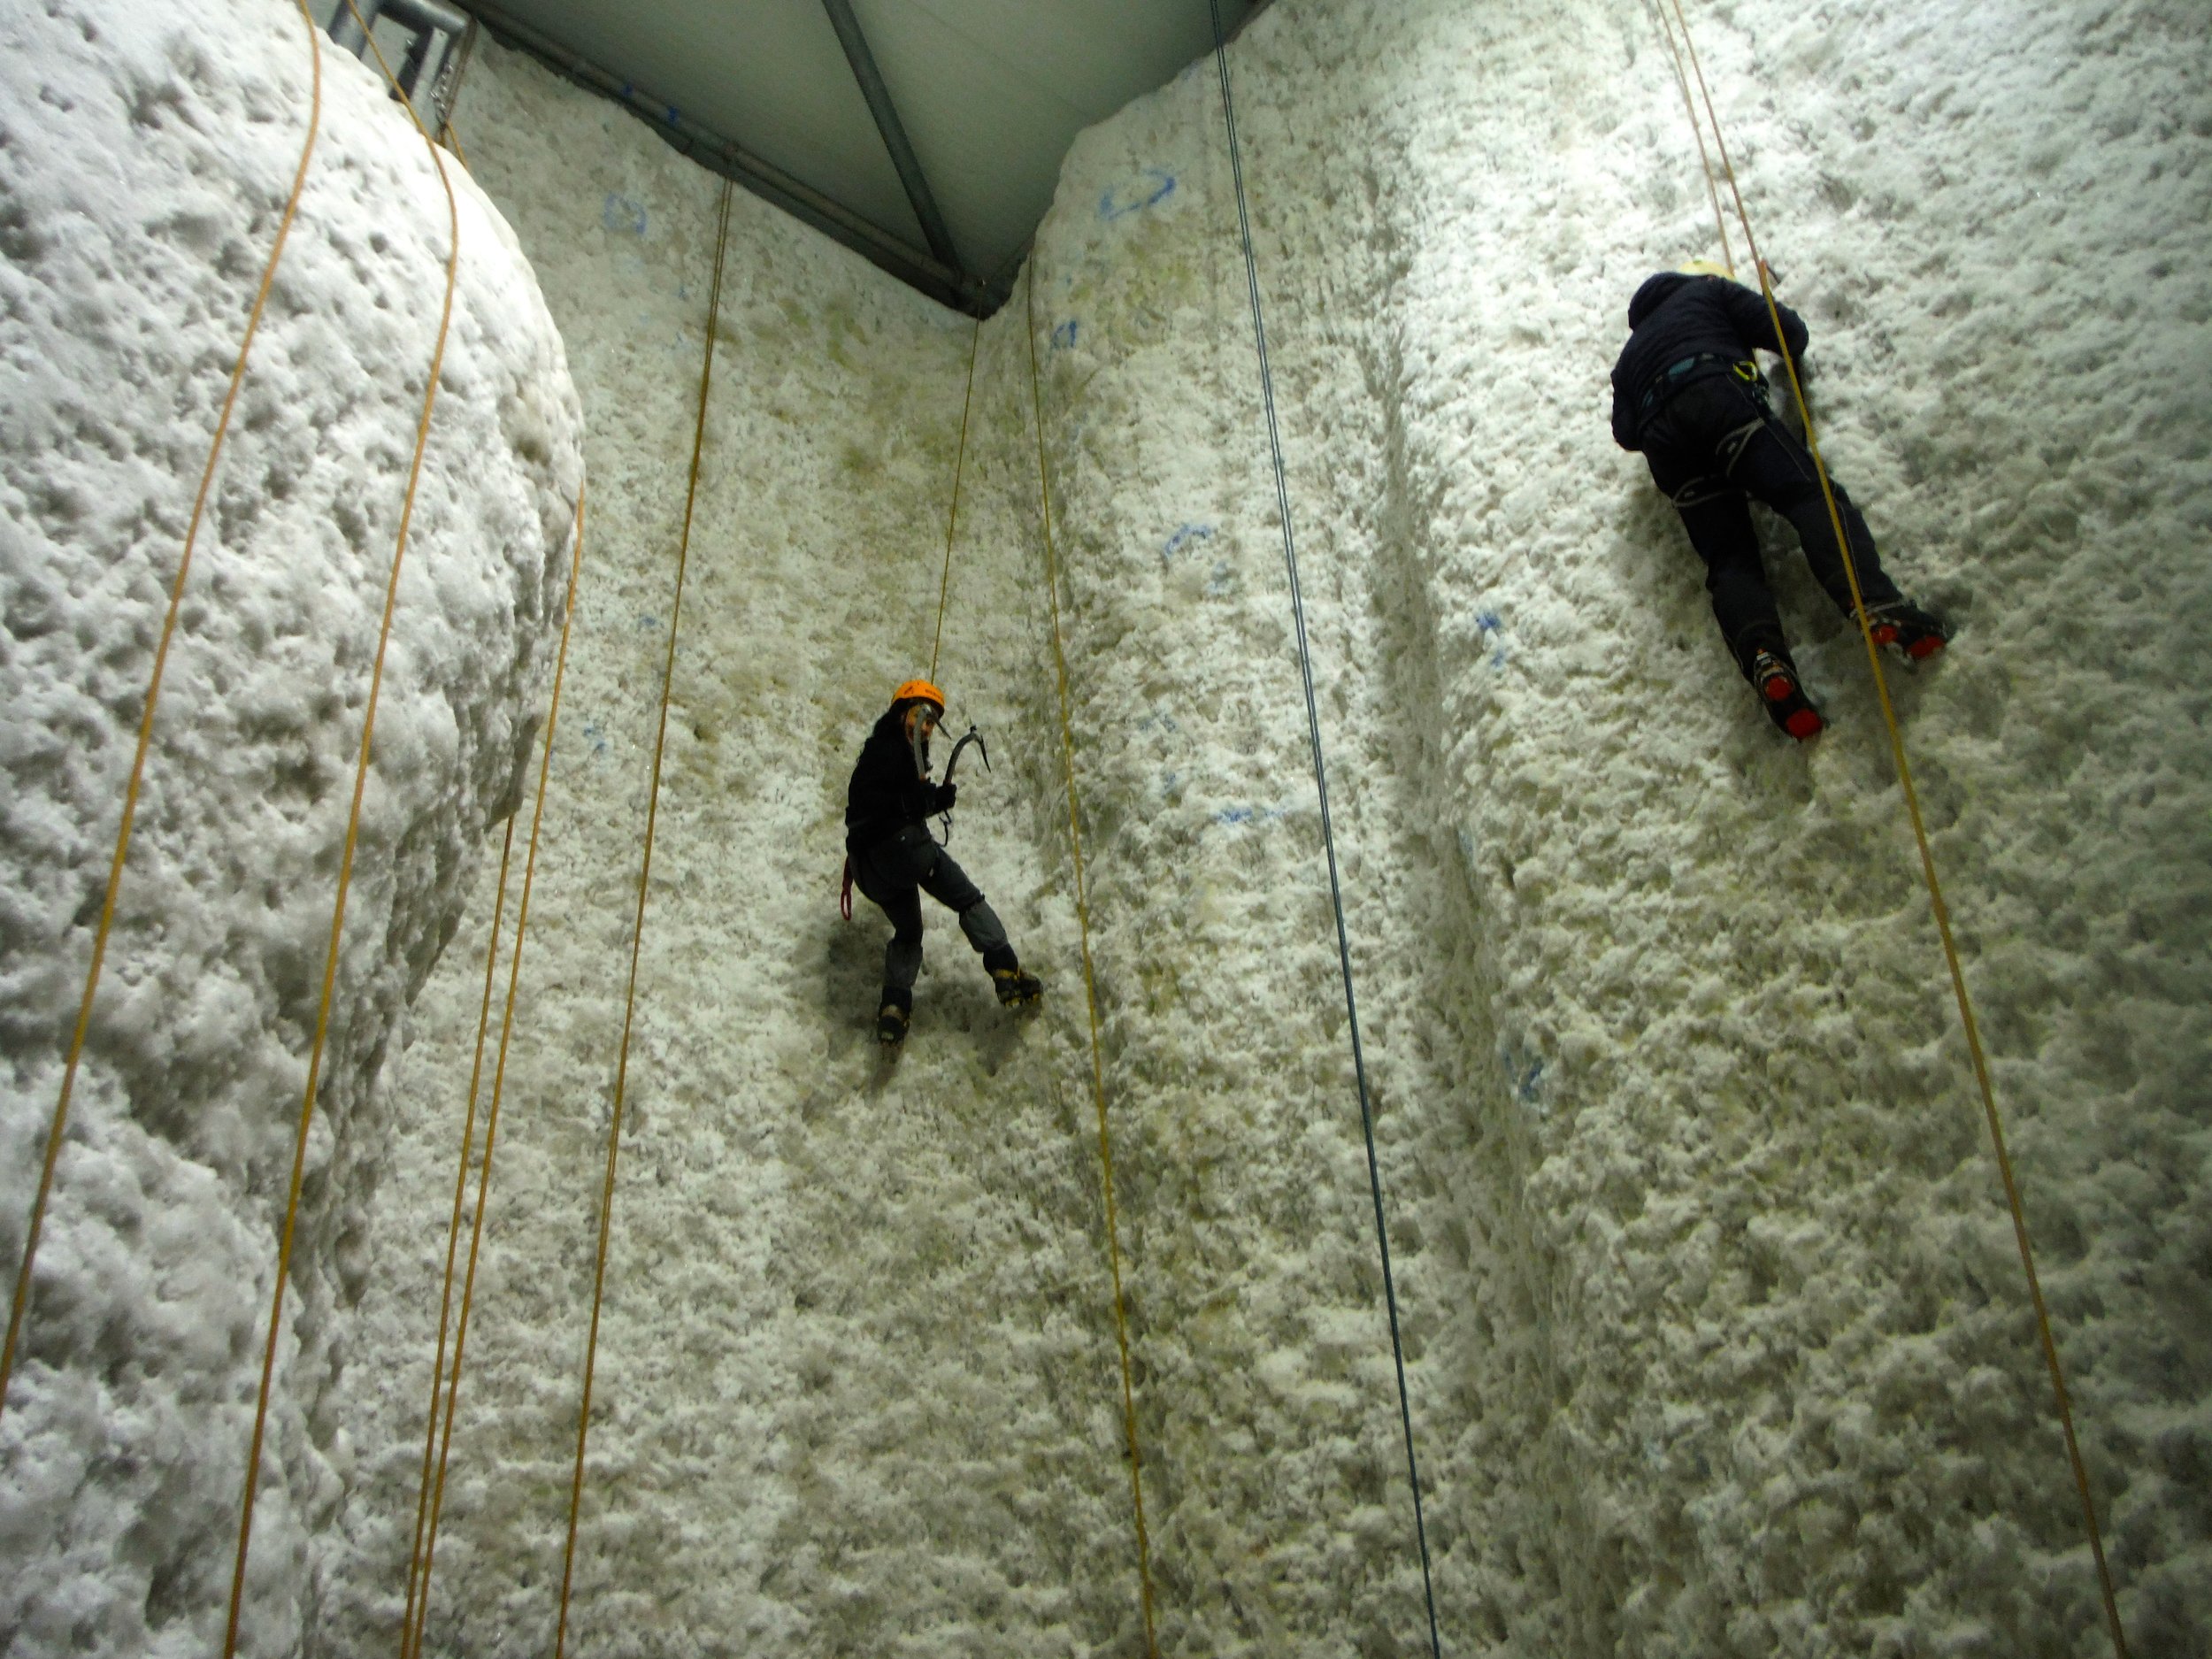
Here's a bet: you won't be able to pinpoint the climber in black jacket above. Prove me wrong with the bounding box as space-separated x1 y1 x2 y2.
1611 263 1947 740
844 678 1040 1046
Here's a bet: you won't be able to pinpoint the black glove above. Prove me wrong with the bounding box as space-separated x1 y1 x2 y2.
931 781 958 814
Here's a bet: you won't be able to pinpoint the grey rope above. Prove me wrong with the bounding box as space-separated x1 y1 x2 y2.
1204 5 1442 1655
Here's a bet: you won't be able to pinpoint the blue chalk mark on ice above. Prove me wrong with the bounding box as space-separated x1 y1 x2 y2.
1100 169 1177 220
1212 804 1288 829
1162 523 1214 563
602 194 649 237
1499 1041 1546 1112
581 720 607 757
1477 607 1508 669
1051 319 1079 349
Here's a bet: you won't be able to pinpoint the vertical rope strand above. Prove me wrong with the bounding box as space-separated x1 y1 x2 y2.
1023 265 1160 1659
0 0 324 1425
226 6 462 1648
1663 8 2125 1654
396 810 517 1654
1203 5 1442 1654
403 488 589 1659
550 179 733 1659
1648 0 1735 275
928 317 984 684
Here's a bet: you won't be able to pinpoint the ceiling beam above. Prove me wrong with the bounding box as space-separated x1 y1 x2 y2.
818 0 964 280
464 2 984 312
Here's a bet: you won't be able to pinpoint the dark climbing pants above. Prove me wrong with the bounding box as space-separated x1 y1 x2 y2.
851 825 1016 1010
1640 372 1903 678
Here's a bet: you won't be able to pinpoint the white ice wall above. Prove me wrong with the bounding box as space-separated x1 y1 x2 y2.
1015 0 2211 1652
0 2 581 1655
310 34 1146 1659
6 0 2206 1655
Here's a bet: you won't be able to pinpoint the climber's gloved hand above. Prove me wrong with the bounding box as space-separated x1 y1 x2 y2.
932 781 958 813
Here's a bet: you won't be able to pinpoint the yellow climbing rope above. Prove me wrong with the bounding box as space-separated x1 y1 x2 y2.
0 0 325 1427
1023 264 1161 1659
1661 7 2127 1655
1649 0 1735 278
398 484 589 1659
928 317 984 684
549 175 733 1659
397 810 516 1655
224 5 463 1653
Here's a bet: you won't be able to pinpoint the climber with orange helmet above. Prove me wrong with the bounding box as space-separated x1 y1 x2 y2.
844 679 1041 1046
1611 261 1948 741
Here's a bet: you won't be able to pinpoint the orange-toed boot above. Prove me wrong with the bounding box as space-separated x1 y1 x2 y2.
1865 600 1950 661
1751 648 1824 741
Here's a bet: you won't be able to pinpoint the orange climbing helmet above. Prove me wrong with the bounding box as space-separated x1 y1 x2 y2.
892 678 946 712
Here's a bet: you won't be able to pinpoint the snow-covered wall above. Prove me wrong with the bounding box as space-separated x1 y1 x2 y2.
1013 1 2212 1652
0 1 581 1653
7 0 2206 1655
319 1 2203 1652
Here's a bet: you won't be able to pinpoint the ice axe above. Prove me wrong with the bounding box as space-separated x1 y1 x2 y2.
933 724 989 844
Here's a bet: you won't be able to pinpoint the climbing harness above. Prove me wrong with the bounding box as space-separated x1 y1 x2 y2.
0 0 326 1428
549 173 734 1659
400 488 589 1659
1658 6 2127 1655
223 7 461 1655
1025 263 1160 1659
1205 5 1443 1656
1634 349 1755 421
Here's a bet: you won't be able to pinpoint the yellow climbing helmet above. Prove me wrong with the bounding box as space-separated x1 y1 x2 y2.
1678 257 1734 280
892 678 946 712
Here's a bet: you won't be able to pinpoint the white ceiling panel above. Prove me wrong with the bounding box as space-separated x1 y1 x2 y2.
460 0 1263 305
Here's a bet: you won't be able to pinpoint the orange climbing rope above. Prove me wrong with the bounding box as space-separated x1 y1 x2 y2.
549 176 733 1659
403 486 589 1659
928 317 984 684
396 810 516 1655
1023 264 1161 1659
1648 0 1736 278
1661 7 2128 1655
0 0 325 1427
224 5 464 1653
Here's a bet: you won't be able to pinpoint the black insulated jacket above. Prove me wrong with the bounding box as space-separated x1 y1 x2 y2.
845 703 952 853
1609 273 1810 451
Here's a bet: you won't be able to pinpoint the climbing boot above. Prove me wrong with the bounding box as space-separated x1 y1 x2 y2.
1750 649 1824 741
1863 600 1949 661
876 1002 910 1046
993 967 1043 1008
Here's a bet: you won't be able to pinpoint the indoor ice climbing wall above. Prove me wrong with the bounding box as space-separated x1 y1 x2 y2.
4 0 2206 1655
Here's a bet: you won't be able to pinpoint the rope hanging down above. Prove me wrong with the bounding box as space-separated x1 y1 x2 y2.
1648 0 1735 278
227 4 463 1650
1024 265 1161 1659
551 175 734 1659
401 487 590 1659
0 0 325 1427
399 809 515 1654
1660 7 2126 1655
1203 5 1443 1655
928 317 984 684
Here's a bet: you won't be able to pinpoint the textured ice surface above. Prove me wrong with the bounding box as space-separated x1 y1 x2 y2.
319 2 2208 1654
9 0 2210 1655
0 1 581 1654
